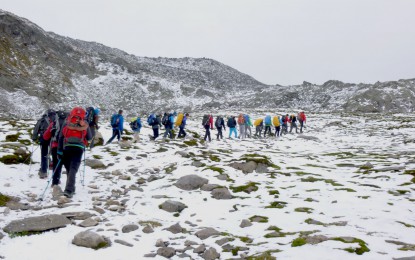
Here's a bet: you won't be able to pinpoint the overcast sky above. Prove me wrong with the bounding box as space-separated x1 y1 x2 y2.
1 0 415 85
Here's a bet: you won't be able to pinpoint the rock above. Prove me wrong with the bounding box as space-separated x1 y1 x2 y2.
177 253 191 258
393 257 415 260
176 151 191 158
185 240 199 246
122 224 139 233
375 166 405 172
202 247 220 260
255 163 269 173
230 161 257 173
157 247 176 258
72 230 109 249
166 223 184 234
147 175 161 182
93 131 104 146
5 201 30 211
297 135 321 142
14 147 28 156
195 228 221 240
62 211 95 220
143 225 154 234
240 219 253 228
215 237 231 246
174 175 209 191
159 200 187 213
114 239 133 247
305 235 329 245
211 188 232 200
193 244 206 254
156 239 168 247
119 140 132 149
144 253 157 257
192 161 205 167
57 196 71 205
85 159 106 169
52 185 63 199
3 214 71 234
0 232 4 240
361 162 374 169
79 217 98 227
201 184 221 191
216 174 228 181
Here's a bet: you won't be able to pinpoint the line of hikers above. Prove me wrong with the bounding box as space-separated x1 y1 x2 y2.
31 106 306 198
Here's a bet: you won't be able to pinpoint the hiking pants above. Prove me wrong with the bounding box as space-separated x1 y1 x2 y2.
204 125 211 141
107 129 121 144
255 126 263 137
152 128 159 140
245 125 252 138
40 141 50 174
178 127 186 138
275 126 281 137
62 146 83 194
264 126 272 137
216 127 223 139
299 121 304 133
51 147 64 186
239 125 246 139
290 122 298 133
281 124 288 135
229 127 237 138
89 126 96 149
164 126 173 138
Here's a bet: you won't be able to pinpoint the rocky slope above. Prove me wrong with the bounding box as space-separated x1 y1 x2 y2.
1 9 415 118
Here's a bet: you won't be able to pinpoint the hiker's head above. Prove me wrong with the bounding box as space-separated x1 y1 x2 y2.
185 113 189 116
118 110 123 115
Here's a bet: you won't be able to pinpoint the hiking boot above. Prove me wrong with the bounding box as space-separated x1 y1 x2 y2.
63 191 73 198
38 171 47 179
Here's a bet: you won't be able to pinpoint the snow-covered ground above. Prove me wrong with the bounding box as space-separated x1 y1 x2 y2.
0 112 414 260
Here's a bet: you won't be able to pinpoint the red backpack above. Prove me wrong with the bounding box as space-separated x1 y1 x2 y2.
237 114 245 125
62 107 88 148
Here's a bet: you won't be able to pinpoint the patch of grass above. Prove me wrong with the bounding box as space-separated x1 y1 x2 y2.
265 201 287 209
396 221 415 228
109 151 119 156
294 207 314 213
121 136 133 141
304 164 330 169
5 133 21 142
0 193 11 206
230 182 259 193
300 176 343 187
304 198 317 202
231 246 241 256
184 139 198 146
156 147 168 153
249 215 269 223
291 237 307 247
164 163 177 174
331 237 370 255
240 154 280 170
239 236 253 243
0 154 30 165
336 163 356 167
93 155 103 160
93 241 110 250
9 230 43 238
217 149 232 154
335 188 356 192
268 190 279 197
209 155 221 162
246 251 279 260
286 166 301 170
18 139 31 145
203 166 224 174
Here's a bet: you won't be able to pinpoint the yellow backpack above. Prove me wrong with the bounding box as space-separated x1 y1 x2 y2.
273 116 280 127
253 118 263 126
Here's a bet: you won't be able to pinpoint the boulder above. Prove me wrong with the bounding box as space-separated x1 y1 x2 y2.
166 223 184 234
195 228 220 240
3 214 71 234
193 244 206 254
114 239 133 247
240 219 253 228
230 161 257 173
72 230 109 249
122 224 139 233
159 200 187 213
79 218 98 227
61 211 95 220
202 247 220 260
143 225 154 234
211 188 232 200
305 235 329 245
174 175 209 191
157 247 176 258
85 159 106 169
93 131 104 146
201 184 221 191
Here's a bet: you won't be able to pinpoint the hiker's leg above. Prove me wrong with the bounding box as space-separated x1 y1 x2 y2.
64 148 83 195
52 147 63 185
40 141 49 174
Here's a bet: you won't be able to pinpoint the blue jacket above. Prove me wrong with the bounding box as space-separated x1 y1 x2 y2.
112 114 124 131
180 116 187 128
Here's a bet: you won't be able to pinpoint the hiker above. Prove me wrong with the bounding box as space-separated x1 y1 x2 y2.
202 114 213 142
254 118 263 137
273 115 281 137
177 113 189 138
290 114 298 133
237 114 246 140
264 115 272 137
227 116 238 138
42 110 67 186
281 114 289 135
244 114 252 138
32 109 54 179
86 107 100 149
298 111 307 133
148 113 161 140
105 110 124 145
163 112 175 139
215 115 226 140
130 116 142 142
57 107 92 198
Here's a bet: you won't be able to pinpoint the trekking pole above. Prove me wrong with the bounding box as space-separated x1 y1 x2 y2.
25 143 39 166
38 159 62 201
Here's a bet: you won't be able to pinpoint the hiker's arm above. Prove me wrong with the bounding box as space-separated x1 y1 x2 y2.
42 123 53 141
32 121 41 140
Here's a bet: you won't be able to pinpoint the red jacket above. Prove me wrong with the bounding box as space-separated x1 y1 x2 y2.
43 122 59 148
208 115 214 129
299 112 306 122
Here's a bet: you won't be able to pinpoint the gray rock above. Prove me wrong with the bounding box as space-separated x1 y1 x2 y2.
143 225 154 234
202 247 220 260
119 140 132 149
122 224 139 233
297 135 320 142
114 239 133 247
195 228 221 240
15 147 28 156
157 247 176 258
166 223 184 234
62 211 95 220
255 163 269 173
85 159 106 169
375 166 405 172
215 237 231 246
156 239 168 247
147 175 161 182
193 244 206 254
305 235 329 245
216 174 228 181
174 175 209 191
184 240 199 246
144 253 157 257
201 184 221 191
192 161 205 167
230 161 257 173
3 214 71 234
79 217 98 227
393 257 415 260
5 201 30 211
239 219 253 228
177 253 191 258
211 188 232 200
159 200 187 213
0 232 4 240
72 230 109 249
176 151 191 158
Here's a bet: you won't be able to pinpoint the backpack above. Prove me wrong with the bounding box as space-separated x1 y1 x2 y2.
237 115 245 125
265 115 272 125
244 115 250 125
62 107 88 148
273 116 280 127
253 118 263 127
215 117 222 128
130 118 141 131
281 115 286 124
147 114 155 125
202 114 210 126
162 114 169 126
52 111 68 142
85 106 95 126
111 114 119 128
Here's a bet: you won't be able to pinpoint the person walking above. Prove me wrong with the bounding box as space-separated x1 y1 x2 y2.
244 114 252 138
273 115 281 137
106 110 124 145
32 109 54 179
88 108 100 149
202 114 213 142
264 115 272 137
130 116 142 143
57 107 92 198
237 114 246 140
215 115 226 140
290 114 298 133
298 111 307 133
254 118 264 137
227 116 238 138
177 113 189 138
163 113 175 139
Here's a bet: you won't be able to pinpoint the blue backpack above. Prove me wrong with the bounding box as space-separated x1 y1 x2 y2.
265 115 272 125
111 114 119 127
147 114 156 125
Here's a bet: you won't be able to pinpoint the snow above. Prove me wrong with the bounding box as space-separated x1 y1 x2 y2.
0 112 414 259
